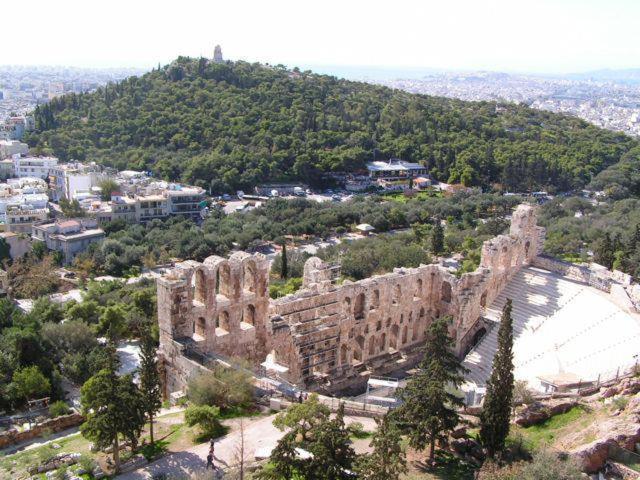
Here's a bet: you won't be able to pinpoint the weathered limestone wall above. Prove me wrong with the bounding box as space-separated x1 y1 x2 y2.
0 413 84 449
158 204 543 395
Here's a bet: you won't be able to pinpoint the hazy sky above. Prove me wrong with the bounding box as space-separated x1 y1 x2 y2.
4 0 638 74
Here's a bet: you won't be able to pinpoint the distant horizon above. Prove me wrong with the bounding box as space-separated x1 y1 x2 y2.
4 0 639 75
3 61 640 82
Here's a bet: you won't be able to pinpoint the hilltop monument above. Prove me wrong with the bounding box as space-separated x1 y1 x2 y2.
213 45 223 63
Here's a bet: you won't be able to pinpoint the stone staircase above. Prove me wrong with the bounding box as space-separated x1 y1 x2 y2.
463 267 586 389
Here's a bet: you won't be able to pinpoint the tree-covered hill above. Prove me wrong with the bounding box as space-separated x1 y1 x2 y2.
27 58 637 193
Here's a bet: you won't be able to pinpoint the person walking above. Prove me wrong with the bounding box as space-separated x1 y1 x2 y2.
206 451 214 470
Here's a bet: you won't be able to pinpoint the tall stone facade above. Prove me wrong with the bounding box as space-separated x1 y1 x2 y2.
157 204 544 395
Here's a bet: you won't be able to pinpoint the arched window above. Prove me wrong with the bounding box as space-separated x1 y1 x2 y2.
480 291 487 308
194 269 206 304
194 317 206 338
390 324 399 350
415 278 423 299
217 264 232 297
354 293 365 320
525 240 531 257
401 325 408 344
368 336 376 356
353 337 364 362
370 290 380 310
343 297 351 315
243 304 256 326
441 281 452 303
217 311 230 333
412 317 420 341
243 260 257 293
340 344 348 365
393 284 401 305
379 333 386 352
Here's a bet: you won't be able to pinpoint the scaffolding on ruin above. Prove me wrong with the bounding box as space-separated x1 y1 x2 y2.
363 375 401 408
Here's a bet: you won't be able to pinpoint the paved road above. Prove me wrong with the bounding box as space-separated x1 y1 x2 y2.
117 413 376 479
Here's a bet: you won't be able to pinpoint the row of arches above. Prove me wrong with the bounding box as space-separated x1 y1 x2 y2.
192 304 257 339
343 280 452 320
192 260 260 305
341 307 428 365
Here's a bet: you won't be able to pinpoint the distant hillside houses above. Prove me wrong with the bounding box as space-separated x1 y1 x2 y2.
366 159 429 180
0 154 208 264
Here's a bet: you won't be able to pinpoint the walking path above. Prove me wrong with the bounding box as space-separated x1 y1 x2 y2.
117 413 376 479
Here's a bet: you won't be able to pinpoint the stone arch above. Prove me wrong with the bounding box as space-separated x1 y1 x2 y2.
415 278 423 299
217 310 230 332
193 269 207 304
194 316 206 338
354 293 365 320
243 304 256 326
379 332 386 352
412 315 420 341
217 263 232 298
343 296 351 315
370 289 380 310
393 284 401 305
524 240 531 257
243 259 257 294
441 281 452 303
390 324 399 349
480 291 487 307
368 336 376 356
401 325 408 344
340 344 348 365
354 336 364 362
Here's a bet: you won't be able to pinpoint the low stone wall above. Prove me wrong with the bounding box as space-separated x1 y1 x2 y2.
0 412 84 449
532 255 591 284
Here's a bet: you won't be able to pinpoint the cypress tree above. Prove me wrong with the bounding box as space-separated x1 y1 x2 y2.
396 316 467 466
430 219 444 255
479 299 515 458
281 242 288 279
139 325 162 445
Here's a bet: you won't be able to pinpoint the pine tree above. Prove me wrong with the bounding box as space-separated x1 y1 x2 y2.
355 414 407 480
139 325 162 445
430 219 444 255
306 403 356 480
479 299 515 458
395 316 467 466
594 232 614 269
80 342 146 473
281 242 288 279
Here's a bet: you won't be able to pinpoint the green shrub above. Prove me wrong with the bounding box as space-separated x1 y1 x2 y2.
187 365 254 410
520 450 582 479
184 405 224 442
77 454 97 474
612 396 629 411
49 400 71 418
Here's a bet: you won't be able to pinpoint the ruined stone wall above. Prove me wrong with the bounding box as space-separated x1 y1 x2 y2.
158 204 543 395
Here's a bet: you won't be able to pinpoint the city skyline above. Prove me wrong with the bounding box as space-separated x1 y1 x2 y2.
3 0 639 74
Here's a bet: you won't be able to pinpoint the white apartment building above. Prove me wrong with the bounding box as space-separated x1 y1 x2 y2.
49 162 105 201
6 205 49 234
32 218 105 265
13 156 58 179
